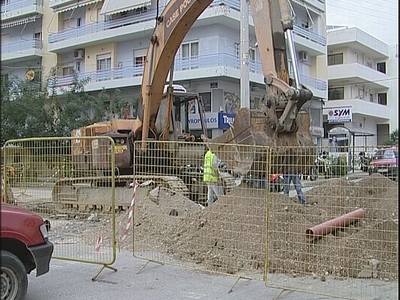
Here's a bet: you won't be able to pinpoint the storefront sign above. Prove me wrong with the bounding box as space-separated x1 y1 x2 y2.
327 107 352 123
309 126 324 137
218 112 235 129
188 112 236 130
188 112 219 130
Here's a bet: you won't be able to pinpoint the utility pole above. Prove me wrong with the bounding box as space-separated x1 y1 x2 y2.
240 0 250 108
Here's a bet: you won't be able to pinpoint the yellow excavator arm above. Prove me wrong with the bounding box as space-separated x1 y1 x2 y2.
139 0 214 149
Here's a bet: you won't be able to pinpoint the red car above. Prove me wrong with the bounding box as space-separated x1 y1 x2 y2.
368 147 398 181
1 204 53 300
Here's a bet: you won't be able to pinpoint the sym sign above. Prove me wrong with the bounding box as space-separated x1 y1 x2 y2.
327 107 352 123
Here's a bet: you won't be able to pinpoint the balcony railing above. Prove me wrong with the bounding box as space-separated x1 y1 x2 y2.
48 52 327 91
48 0 325 47
1 0 43 12
48 8 157 43
2 38 43 53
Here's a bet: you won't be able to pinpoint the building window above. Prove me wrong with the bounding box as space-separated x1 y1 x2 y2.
62 66 74 76
133 49 146 76
63 18 75 30
377 62 386 74
199 92 211 112
327 53 343 66
96 53 111 81
328 87 344 100
181 41 199 70
34 32 41 40
378 93 387 105
134 56 145 66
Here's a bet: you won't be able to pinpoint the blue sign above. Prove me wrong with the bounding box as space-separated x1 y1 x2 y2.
218 112 235 129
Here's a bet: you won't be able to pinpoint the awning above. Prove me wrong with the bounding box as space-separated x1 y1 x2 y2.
1 15 38 29
291 0 323 16
329 125 375 137
53 0 103 13
100 0 151 16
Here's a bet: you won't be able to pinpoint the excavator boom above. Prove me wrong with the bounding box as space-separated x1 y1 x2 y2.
140 0 315 175
140 0 214 148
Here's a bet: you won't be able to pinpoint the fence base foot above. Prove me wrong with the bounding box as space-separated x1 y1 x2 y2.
92 264 118 281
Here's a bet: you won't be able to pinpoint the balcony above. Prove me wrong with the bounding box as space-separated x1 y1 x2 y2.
48 0 326 54
328 27 389 58
1 38 43 62
1 0 43 21
48 52 327 96
328 63 390 89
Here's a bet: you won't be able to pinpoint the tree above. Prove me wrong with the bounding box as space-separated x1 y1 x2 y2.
383 129 398 146
1 70 123 145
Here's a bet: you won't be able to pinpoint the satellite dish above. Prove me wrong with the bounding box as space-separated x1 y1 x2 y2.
25 70 35 81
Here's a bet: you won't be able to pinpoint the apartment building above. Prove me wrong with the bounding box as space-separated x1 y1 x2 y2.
1 0 57 83
324 26 398 149
1 0 328 142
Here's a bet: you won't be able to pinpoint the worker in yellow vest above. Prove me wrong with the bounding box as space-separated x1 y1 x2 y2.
203 148 223 205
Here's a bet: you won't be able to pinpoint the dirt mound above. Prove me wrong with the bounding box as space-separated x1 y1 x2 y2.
110 174 398 280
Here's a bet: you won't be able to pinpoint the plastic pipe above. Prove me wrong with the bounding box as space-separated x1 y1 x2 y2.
306 208 365 241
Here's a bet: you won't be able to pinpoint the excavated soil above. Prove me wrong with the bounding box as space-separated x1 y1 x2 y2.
52 173 398 281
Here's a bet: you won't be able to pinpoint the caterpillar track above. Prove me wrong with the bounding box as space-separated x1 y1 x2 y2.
52 172 238 211
52 175 191 211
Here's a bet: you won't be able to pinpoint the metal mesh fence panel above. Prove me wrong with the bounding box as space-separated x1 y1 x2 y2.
131 140 269 279
131 141 398 299
2 137 117 275
265 145 398 299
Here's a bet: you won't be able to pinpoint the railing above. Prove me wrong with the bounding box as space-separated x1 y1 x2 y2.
2 38 43 53
49 52 327 91
48 0 325 47
1 0 43 12
48 8 157 43
293 25 326 46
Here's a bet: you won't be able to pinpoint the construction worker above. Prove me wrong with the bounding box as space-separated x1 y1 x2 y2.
203 148 223 206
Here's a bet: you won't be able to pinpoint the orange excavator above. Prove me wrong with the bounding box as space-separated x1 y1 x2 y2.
137 0 314 176
52 0 315 209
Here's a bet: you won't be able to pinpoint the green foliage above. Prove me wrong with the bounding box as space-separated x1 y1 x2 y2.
330 154 349 177
382 129 398 146
1 70 124 145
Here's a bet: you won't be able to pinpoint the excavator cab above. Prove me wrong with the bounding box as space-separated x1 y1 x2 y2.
155 84 207 143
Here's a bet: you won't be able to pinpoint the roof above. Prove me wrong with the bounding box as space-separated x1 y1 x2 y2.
329 125 375 137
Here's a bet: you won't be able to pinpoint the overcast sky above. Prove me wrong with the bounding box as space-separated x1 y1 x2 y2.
326 0 398 45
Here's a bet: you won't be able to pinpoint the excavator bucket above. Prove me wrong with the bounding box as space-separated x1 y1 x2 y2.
204 108 256 176
204 108 315 176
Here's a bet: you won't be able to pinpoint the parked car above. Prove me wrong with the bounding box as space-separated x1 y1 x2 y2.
368 147 398 181
1 204 53 300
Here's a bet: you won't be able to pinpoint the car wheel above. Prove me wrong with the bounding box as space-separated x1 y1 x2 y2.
1 250 28 300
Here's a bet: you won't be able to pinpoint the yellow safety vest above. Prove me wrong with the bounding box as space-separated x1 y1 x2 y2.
203 150 218 183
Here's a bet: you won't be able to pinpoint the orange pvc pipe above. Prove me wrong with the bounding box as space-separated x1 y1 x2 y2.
306 208 365 241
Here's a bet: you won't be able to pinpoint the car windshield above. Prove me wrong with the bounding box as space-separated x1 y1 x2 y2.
375 149 397 160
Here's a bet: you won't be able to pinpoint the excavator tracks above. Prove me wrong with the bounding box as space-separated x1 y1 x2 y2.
52 175 190 212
